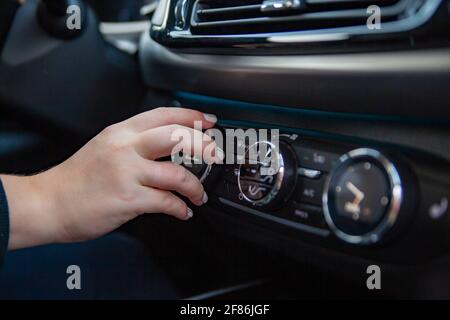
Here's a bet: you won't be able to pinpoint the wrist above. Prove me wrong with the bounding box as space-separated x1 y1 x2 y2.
1 173 62 250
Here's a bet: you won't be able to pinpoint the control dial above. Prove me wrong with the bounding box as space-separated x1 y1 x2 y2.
181 154 212 183
238 141 297 207
323 148 403 245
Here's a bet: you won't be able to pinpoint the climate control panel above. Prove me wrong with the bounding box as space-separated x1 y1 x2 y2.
184 128 450 254
209 133 413 245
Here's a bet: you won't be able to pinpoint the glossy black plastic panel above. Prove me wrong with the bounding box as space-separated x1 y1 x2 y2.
140 34 450 120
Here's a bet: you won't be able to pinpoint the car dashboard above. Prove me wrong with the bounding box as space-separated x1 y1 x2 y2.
0 0 449 299
138 0 450 298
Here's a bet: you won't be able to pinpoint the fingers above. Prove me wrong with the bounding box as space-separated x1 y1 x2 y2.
140 160 207 206
121 107 217 133
134 125 219 163
142 187 193 221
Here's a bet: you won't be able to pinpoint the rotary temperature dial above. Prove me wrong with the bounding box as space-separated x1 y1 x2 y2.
238 141 297 207
323 148 403 245
180 154 212 183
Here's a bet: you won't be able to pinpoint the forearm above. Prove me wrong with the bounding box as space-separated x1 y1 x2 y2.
0 174 60 250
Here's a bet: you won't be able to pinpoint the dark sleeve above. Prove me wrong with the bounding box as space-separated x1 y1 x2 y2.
0 178 10 266
0 0 20 53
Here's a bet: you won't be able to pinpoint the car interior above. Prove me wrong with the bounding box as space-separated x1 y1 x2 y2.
0 0 449 299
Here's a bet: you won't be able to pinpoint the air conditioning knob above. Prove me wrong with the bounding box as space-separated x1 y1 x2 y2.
323 148 406 245
238 140 297 208
179 153 215 186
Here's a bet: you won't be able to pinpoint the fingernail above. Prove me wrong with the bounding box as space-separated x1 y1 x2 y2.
187 207 194 219
204 113 217 123
202 192 208 204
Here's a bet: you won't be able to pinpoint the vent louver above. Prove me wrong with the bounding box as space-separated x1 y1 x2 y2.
190 0 418 35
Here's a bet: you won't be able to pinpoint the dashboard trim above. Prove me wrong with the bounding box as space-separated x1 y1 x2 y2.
140 33 450 120
219 197 331 237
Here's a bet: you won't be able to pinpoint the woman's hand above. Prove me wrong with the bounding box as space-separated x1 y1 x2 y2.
1 107 219 250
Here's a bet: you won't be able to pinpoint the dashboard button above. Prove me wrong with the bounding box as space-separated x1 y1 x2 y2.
294 176 326 206
281 202 326 228
420 178 450 221
298 167 322 179
293 144 340 172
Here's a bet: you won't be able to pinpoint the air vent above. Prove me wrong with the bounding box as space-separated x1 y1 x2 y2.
190 0 419 35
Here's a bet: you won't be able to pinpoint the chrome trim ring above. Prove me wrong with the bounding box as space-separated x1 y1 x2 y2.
322 148 403 245
238 141 285 207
